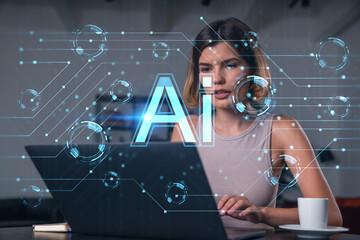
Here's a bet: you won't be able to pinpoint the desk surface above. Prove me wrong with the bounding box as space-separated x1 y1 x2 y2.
0 226 358 240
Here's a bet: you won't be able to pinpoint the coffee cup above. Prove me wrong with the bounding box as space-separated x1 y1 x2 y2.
298 197 328 229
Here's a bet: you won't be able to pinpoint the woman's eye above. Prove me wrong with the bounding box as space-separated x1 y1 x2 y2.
225 64 237 70
200 67 211 72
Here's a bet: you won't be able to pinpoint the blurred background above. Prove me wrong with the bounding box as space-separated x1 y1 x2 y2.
0 0 359 233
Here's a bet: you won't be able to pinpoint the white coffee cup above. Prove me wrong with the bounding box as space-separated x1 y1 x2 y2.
298 197 328 229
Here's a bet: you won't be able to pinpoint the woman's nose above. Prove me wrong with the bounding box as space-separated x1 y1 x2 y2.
214 69 226 85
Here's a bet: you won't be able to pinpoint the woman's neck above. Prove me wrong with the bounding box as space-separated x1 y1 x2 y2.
214 108 254 136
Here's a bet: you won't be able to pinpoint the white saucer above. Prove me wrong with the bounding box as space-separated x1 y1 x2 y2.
279 224 349 239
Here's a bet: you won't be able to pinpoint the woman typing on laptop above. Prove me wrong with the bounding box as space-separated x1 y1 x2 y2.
171 18 342 228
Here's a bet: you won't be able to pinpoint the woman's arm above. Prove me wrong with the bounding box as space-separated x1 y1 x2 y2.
218 115 343 227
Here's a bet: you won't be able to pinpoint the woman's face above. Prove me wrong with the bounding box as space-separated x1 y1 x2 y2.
199 42 249 110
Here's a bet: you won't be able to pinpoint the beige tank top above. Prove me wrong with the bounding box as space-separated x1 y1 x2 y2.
196 113 278 229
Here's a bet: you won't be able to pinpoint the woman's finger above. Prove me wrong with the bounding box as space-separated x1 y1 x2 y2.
217 194 231 210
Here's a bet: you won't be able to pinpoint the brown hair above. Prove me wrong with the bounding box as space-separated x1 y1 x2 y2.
183 17 271 108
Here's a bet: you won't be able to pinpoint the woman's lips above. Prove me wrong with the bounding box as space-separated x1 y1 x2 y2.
214 90 231 99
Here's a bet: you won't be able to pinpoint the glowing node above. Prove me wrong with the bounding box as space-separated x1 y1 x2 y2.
72 24 107 60
18 89 41 111
109 79 133 104
231 75 275 118
328 96 350 118
152 42 170 60
315 37 349 71
102 171 120 189
66 121 109 162
21 185 43 208
264 155 301 189
244 31 259 48
164 182 188 205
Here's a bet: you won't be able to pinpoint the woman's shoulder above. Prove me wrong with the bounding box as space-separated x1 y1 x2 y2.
271 114 303 147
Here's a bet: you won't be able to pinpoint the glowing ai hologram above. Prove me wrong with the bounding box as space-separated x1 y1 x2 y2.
66 121 109 162
72 24 108 61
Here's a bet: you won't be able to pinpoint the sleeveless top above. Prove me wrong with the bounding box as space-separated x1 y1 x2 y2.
196 113 278 229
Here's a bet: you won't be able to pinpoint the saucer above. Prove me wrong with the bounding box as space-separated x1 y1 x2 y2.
279 224 349 239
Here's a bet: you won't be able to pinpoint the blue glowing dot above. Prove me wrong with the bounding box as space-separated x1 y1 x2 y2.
39 38 43 42
29 31 34 35
318 104 322 107
279 68 283 72
310 53 314 56
264 149 268 154
55 139 58 142
65 108 69 112
200 16 203 20
342 75 346 79
304 97 307 100
257 157 262 161
260 122 264 126
291 122 296 127
99 87 103 92
121 31 125 35
16 178 20 182
150 31 153 34
164 210 167 213
317 115 322 119
45 189 49 192
67 61 71 64
142 189 146 193
336 165 339 169
45 133 48 136
19 61 23 65
240 66 245 70
75 95 79 99
19 47 23 51
308 84 311 88
290 145 294 149
21 155 25 159
277 116 281 120
279 81 283 86
341 148 346 152
121 164 125 168
138 48 141 51
88 113 92 117
160 175 163 180
234 43 239 48
33 60 37 64
333 138 338 142
319 128 323 132
257 170 261 174
289 104 293 107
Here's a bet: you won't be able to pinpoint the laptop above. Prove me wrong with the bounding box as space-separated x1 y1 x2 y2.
25 143 266 240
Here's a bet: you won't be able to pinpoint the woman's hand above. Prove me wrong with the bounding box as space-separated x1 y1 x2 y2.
217 194 265 224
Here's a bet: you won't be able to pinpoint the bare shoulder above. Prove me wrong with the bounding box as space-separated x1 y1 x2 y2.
188 114 199 126
271 114 307 148
171 114 198 142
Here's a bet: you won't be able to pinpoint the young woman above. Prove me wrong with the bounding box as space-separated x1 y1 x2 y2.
171 18 342 228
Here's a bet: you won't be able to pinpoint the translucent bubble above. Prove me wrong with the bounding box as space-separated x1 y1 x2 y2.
231 75 275 118
102 171 120 189
18 89 41 111
243 31 259 48
315 37 349 71
328 96 350 118
164 182 188 205
264 155 301 189
66 121 109 162
152 42 169 60
109 79 133 104
72 24 107 60
21 185 43 207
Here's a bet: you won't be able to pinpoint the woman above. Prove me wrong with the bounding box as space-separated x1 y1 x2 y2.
171 18 342 228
